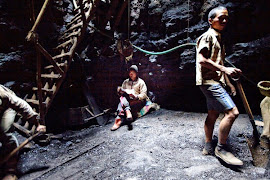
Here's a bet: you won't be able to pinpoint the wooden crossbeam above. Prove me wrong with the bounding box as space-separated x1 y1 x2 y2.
36 42 64 75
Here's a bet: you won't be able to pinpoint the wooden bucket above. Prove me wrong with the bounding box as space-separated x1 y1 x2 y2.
67 105 92 126
258 81 270 97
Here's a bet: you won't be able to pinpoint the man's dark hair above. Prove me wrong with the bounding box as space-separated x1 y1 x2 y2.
208 6 227 22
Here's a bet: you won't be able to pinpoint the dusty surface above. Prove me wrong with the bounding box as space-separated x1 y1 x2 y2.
17 109 269 180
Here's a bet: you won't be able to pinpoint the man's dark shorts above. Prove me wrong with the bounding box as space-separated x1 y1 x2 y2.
200 84 236 112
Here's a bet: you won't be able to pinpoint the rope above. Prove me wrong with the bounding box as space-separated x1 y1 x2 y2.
132 43 196 55
132 42 257 86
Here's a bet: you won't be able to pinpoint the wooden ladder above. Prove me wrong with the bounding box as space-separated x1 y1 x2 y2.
16 0 101 132
14 0 129 134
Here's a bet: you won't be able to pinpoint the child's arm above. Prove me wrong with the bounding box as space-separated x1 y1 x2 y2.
225 74 236 96
198 48 242 77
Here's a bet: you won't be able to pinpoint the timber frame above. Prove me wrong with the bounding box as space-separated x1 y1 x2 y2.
14 0 130 135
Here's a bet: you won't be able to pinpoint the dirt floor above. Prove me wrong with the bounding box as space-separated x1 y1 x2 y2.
16 109 270 180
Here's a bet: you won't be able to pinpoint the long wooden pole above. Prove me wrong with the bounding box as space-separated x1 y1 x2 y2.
26 0 51 41
0 131 42 165
236 81 260 144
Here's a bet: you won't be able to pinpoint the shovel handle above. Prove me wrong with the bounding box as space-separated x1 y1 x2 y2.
236 81 260 142
0 131 42 165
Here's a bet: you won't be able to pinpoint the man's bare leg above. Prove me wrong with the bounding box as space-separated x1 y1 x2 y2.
215 106 243 165
218 107 239 144
205 110 219 143
203 110 219 155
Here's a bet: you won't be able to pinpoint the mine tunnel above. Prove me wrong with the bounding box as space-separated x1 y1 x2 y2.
0 0 269 179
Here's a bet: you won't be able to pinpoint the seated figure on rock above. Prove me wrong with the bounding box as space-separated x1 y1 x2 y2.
111 65 148 131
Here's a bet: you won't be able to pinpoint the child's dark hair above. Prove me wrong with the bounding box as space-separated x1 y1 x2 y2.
208 6 227 22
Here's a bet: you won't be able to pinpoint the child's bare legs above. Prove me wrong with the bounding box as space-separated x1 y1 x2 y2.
215 107 242 165
205 110 219 143
218 107 239 144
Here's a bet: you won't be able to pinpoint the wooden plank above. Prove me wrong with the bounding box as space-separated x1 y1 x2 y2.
84 108 110 122
255 120 264 127
66 15 82 28
41 74 61 79
63 22 83 35
44 62 67 69
54 39 73 50
59 30 81 41
32 87 54 94
52 52 71 60
26 99 40 105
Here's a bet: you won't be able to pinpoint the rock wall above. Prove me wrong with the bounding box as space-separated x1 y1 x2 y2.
86 0 270 114
0 0 269 115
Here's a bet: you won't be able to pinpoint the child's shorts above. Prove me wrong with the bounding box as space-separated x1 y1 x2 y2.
199 84 236 112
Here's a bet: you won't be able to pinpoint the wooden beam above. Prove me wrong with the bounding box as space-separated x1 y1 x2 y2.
59 30 81 41
13 122 31 137
55 39 73 50
36 42 64 75
113 0 128 30
72 0 78 9
255 120 264 127
41 74 61 79
26 0 51 41
84 108 110 122
36 49 45 124
52 52 71 60
85 107 95 117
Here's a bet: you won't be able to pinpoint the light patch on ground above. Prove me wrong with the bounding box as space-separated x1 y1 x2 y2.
184 164 219 176
122 150 156 170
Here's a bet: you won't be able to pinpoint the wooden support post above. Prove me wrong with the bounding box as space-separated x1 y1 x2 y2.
26 0 51 41
73 0 78 9
36 47 45 125
79 0 86 24
113 0 128 30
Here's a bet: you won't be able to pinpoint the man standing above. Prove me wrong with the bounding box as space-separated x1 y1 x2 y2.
196 6 243 165
0 85 46 180
111 65 148 131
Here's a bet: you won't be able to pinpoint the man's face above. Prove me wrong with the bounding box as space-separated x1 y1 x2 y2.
210 9 229 31
129 70 137 81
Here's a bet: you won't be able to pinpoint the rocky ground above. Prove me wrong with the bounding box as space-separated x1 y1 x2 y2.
16 109 269 180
